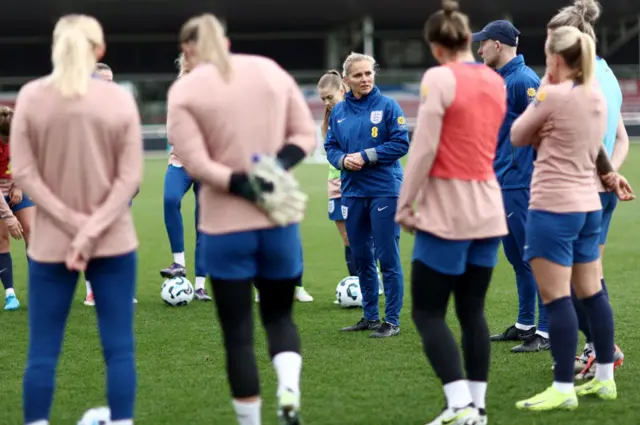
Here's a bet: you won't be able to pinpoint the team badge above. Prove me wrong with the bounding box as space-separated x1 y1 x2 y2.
328 200 335 214
370 110 383 125
341 205 348 220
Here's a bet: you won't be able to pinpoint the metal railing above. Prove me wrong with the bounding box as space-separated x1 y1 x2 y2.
0 64 637 90
1 65 640 124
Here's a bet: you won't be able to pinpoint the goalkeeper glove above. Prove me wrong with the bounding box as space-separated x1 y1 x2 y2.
228 155 308 226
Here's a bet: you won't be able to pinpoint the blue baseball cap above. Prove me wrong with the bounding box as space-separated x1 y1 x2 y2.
472 20 520 46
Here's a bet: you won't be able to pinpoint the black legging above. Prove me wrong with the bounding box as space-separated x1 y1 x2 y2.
210 276 301 398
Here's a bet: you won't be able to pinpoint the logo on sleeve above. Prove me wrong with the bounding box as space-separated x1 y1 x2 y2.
397 116 406 125
527 87 537 103
370 111 383 124
420 84 428 103
533 90 546 106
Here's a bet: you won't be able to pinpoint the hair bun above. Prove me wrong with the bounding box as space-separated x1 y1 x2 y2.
0 107 12 120
573 0 601 24
0 107 12 137
442 0 459 15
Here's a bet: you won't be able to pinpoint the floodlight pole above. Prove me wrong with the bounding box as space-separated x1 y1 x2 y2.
326 32 340 70
363 15 374 57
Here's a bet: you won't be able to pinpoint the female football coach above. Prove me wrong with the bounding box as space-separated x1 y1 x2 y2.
324 53 409 338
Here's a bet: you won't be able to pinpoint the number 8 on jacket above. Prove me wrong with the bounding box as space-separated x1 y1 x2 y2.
371 126 378 138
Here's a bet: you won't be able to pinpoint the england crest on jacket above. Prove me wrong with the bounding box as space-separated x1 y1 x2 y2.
370 111 383 124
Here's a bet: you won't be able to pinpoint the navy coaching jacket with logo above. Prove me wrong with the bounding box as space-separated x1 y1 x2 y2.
495 55 540 190
324 86 410 198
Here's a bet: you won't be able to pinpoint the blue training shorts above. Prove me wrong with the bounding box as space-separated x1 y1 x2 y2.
524 209 602 267
328 197 344 221
412 230 501 276
599 192 618 245
201 224 303 280
5 193 34 213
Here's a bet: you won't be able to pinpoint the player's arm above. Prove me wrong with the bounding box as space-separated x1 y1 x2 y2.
596 146 615 175
0 195 11 218
70 91 144 258
324 110 347 170
166 85 232 190
397 67 451 210
610 114 629 171
10 85 88 237
361 100 410 165
0 193 22 239
510 88 555 147
276 74 316 170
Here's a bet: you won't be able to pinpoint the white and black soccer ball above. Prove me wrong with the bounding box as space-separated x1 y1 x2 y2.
336 276 363 308
161 277 194 306
77 406 110 425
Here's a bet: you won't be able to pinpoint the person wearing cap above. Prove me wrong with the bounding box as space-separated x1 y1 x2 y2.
473 20 549 353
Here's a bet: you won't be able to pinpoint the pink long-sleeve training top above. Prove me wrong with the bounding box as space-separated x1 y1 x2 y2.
9 77 143 262
397 62 508 240
511 80 607 213
166 55 317 235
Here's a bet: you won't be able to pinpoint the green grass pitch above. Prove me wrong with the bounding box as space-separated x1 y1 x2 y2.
1 146 640 425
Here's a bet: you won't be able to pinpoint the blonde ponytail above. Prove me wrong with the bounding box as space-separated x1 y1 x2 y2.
176 53 189 78
578 32 596 86
179 14 232 82
317 70 346 138
547 26 596 86
321 108 331 140
49 15 104 97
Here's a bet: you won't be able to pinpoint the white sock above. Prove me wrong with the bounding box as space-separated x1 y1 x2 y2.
232 399 261 425
85 281 92 295
111 420 133 425
26 421 49 425
595 363 614 381
443 380 473 409
552 381 574 394
5 287 15 297
515 323 535 331
195 276 206 290
272 352 302 397
173 252 185 267
467 381 487 409
536 330 549 339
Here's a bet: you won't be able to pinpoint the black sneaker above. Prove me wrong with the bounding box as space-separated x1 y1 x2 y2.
160 263 187 278
340 318 381 332
490 324 535 342
369 322 400 338
511 333 551 353
478 407 487 425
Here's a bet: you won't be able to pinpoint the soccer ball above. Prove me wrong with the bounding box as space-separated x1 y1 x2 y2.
336 276 363 308
161 277 194 306
78 406 110 425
